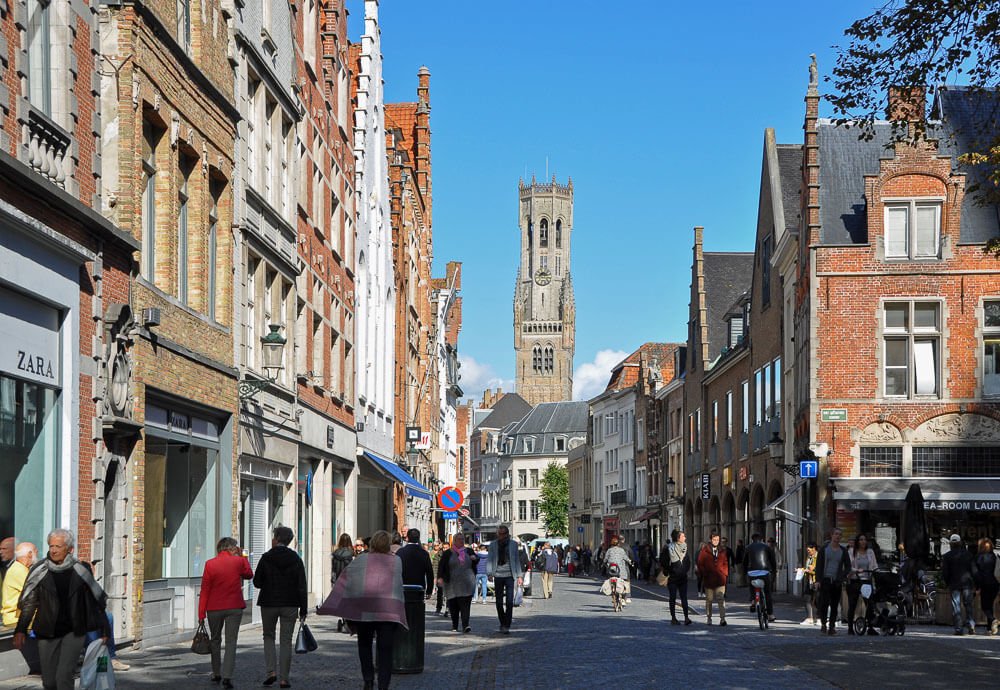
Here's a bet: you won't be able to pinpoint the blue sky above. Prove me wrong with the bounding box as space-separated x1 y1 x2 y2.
348 0 875 401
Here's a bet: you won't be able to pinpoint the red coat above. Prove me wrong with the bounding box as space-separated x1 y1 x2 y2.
696 544 730 589
199 551 253 619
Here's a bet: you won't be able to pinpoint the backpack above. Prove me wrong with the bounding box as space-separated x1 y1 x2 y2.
332 550 353 580
533 552 546 571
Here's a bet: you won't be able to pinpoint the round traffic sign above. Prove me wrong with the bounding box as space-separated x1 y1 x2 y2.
437 486 464 511
459 508 470 517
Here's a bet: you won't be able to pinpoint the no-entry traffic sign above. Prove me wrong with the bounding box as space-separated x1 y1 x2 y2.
437 486 464 511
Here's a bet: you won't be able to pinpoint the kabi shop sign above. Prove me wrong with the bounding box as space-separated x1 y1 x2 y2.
924 500 1000 512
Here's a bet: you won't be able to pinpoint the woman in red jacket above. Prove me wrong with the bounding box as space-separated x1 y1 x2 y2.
199 537 253 688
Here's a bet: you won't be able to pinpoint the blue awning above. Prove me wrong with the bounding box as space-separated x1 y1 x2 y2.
363 452 433 501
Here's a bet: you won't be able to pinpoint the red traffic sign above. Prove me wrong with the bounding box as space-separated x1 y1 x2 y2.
459 508 470 517
437 486 464 511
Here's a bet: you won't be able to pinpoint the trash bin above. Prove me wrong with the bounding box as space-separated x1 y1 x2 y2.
392 585 426 674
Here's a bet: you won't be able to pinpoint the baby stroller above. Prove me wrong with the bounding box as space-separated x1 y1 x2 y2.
854 567 906 636
600 562 631 612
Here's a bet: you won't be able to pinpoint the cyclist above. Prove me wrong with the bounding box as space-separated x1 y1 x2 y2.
603 537 633 604
743 533 776 622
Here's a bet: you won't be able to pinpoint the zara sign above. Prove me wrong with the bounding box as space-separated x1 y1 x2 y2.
0 286 61 386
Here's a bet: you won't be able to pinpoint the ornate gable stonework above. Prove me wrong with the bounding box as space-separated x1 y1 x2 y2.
912 413 1000 445
859 422 903 444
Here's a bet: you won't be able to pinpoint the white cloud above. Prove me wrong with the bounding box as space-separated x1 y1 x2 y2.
574 349 629 401
459 355 513 403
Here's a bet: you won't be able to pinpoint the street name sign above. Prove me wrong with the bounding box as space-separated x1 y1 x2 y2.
821 408 847 423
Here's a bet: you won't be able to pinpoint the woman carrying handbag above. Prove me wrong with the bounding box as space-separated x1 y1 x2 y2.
198 537 253 688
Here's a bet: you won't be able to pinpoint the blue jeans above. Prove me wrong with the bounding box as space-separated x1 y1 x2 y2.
494 576 515 628
476 574 489 601
951 586 975 631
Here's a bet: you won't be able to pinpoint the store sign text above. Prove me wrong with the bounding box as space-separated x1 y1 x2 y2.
924 500 1000 512
16 350 55 380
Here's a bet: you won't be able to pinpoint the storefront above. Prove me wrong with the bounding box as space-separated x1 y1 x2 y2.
833 477 1000 567
239 457 290 622
359 451 433 539
141 399 232 644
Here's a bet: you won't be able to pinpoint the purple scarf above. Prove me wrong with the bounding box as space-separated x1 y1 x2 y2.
317 552 407 628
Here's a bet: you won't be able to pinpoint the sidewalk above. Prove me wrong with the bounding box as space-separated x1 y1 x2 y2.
0 599 531 690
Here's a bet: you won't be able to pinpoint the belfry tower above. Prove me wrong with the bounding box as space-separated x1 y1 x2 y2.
513 176 576 404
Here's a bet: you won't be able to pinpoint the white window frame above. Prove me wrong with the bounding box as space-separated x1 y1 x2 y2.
883 199 943 260
983 300 1000 398
882 299 942 399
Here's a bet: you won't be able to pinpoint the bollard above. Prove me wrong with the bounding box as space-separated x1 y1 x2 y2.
392 584 426 674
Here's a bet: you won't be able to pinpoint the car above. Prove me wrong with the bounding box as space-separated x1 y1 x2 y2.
481 540 533 598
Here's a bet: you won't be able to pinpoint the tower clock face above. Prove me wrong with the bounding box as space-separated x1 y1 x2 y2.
534 268 552 286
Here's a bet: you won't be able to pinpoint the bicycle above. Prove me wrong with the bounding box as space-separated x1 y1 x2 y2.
748 569 770 630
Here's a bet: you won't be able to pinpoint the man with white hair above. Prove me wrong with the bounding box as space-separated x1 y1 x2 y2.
13 529 109 689
2 541 39 674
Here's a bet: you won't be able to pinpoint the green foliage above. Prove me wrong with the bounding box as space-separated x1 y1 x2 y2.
827 0 1000 254
538 462 569 537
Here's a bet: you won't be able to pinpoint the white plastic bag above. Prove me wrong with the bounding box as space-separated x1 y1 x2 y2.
513 585 524 607
80 639 116 690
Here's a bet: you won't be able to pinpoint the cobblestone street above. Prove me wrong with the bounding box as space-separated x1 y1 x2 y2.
1 574 997 689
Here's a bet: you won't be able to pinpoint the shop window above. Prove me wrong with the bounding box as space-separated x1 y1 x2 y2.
143 435 218 579
884 202 941 260
859 447 902 477
883 301 941 398
983 300 1000 397
0 373 60 542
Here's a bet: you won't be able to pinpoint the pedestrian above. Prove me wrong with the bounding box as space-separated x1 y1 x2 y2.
253 526 307 689
743 533 777 622
639 543 652 582
539 542 559 598
322 530 407 690
430 542 446 616
694 541 707 598
355 538 368 555
662 530 692 625
0 536 14 581
437 534 478 633
390 533 403 554
733 538 746 587
13 529 110 690
815 528 850 635
2 541 40 673
474 543 489 603
696 531 730 626
486 525 524 634
846 534 877 635
603 537 633 603
973 537 999 636
942 533 976 635
198 537 253 687
331 533 355 633
582 545 592 576
565 545 577 577
800 542 818 625
397 528 434 601
555 544 565 573
595 544 605 577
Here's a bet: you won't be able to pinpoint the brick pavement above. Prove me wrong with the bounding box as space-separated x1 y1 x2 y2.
1 575 997 689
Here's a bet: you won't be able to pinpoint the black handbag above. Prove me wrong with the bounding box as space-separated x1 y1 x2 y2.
191 621 212 655
294 619 318 654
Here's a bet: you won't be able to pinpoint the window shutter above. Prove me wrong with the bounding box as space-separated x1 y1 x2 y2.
885 207 908 257
913 339 937 395
914 205 939 257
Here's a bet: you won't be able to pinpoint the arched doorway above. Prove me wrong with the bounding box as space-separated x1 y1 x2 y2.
693 498 704 546
684 499 694 540
722 492 736 545
708 496 721 535
750 485 766 539
737 488 751 544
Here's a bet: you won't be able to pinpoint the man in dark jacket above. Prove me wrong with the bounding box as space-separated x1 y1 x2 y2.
253 526 307 687
397 528 435 599
14 528 109 690
942 533 976 635
743 533 777 621
815 528 851 635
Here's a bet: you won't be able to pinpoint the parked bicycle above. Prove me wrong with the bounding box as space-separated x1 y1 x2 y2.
748 569 770 630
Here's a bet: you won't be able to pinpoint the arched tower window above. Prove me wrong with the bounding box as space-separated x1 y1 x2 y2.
555 220 562 248
539 219 548 248
532 345 542 373
544 346 554 373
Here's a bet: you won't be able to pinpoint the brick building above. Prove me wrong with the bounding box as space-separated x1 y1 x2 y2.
291 0 357 594
0 0 137 673
96 0 240 646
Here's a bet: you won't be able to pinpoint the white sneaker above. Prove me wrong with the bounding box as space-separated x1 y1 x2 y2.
800 618 814 626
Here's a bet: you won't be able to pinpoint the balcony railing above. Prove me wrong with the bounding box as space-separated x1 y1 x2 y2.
609 488 634 507
26 108 71 186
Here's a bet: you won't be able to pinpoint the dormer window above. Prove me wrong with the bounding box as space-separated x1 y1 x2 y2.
884 201 941 259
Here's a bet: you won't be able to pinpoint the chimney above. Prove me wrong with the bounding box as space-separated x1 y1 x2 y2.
887 86 926 122
415 66 431 213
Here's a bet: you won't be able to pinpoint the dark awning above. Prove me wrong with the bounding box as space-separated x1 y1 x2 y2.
833 478 1000 511
627 510 660 526
362 452 433 501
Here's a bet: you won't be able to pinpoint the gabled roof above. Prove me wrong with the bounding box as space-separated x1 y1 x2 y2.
818 86 1000 245
472 393 531 432
385 103 417 164
509 401 588 436
704 253 753 361
776 145 802 234
605 342 679 392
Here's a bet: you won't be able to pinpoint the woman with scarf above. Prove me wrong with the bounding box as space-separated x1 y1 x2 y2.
13 528 110 690
320 530 406 690
661 529 693 625
437 533 479 633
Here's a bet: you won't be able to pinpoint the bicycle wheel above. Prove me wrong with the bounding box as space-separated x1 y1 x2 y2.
757 599 767 630
853 617 867 635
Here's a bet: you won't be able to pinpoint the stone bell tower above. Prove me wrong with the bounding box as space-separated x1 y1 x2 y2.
513 175 576 404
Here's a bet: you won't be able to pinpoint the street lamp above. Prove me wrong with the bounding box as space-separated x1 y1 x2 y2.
239 325 287 400
768 432 799 477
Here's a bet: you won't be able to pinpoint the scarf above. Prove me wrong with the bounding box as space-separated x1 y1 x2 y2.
21 554 106 606
669 542 687 563
455 545 467 565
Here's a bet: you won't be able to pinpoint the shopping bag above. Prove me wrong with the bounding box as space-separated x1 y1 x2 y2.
512 585 524 607
81 639 116 690
655 569 669 587
294 620 318 654
191 620 212 655
795 568 805 582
